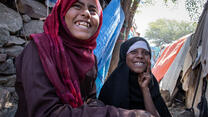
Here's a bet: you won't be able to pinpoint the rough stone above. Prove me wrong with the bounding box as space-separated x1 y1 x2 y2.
0 105 17 117
0 87 17 117
0 3 23 33
0 48 5 54
5 36 26 47
0 35 8 47
0 75 16 87
0 36 25 47
0 28 10 36
22 14 31 23
17 0 47 19
0 54 7 62
21 20 44 37
0 88 9 110
0 59 15 75
4 46 24 57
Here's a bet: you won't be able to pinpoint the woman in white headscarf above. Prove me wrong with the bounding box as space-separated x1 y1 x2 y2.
99 37 172 117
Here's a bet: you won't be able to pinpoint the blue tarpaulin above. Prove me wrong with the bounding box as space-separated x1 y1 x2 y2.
45 0 57 7
94 0 125 96
151 46 160 68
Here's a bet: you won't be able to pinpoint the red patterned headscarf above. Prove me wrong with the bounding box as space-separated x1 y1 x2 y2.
30 0 102 108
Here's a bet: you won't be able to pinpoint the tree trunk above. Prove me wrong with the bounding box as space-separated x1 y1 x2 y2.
125 0 140 38
107 31 125 77
107 0 140 77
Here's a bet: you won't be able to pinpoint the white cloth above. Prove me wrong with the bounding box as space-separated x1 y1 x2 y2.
126 41 149 54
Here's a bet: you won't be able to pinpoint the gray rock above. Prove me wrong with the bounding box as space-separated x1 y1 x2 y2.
0 75 16 87
0 87 17 117
21 20 44 37
0 54 7 62
6 36 26 47
0 105 17 117
17 0 47 19
0 28 11 47
6 87 17 104
0 36 25 47
0 59 15 75
0 28 10 36
0 88 9 110
22 14 31 23
0 3 23 33
0 48 5 54
4 46 24 57
0 35 8 47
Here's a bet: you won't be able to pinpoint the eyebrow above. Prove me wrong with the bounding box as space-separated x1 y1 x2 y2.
76 1 97 9
89 4 97 9
76 1 84 6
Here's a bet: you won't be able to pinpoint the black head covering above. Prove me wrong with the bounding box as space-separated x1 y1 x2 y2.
99 37 171 117
118 37 151 67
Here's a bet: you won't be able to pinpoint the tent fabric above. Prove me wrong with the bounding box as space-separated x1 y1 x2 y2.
181 39 194 92
183 2 208 115
151 46 160 68
45 0 57 7
199 2 208 78
152 35 188 82
159 34 191 95
93 0 125 96
151 1 208 116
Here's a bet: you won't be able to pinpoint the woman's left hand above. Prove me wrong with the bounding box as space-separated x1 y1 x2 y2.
138 58 151 89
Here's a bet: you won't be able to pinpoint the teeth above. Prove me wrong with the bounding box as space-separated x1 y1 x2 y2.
134 62 143 66
76 21 90 28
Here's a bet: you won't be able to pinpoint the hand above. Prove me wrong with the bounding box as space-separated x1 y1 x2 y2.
138 58 151 89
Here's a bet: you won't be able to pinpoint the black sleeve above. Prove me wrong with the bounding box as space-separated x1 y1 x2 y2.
154 93 172 117
152 77 172 117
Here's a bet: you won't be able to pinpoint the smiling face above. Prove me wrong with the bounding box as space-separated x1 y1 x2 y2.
126 48 151 74
65 0 100 40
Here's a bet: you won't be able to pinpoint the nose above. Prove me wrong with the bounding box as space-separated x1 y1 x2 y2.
136 51 143 59
81 9 91 18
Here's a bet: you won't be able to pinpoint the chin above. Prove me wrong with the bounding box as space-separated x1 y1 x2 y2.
134 69 145 73
75 35 90 40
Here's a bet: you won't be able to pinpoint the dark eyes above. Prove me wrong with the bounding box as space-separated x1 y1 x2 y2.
71 3 98 15
72 4 81 9
129 50 137 54
89 8 97 14
144 51 150 55
129 50 150 55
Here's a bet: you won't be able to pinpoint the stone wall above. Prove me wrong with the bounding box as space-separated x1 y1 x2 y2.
0 0 46 116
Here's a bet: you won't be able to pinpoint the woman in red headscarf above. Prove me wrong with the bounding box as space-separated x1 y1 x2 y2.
15 0 154 117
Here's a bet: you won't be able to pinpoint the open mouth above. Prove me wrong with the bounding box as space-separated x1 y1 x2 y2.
75 21 91 28
134 62 145 67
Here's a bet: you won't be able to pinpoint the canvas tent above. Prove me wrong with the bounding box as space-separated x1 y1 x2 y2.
153 1 208 116
152 34 189 82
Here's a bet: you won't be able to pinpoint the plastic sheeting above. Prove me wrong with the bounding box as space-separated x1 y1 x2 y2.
152 35 188 82
151 46 160 68
159 34 191 95
199 3 208 78
45 0 57 7
94 0 125 96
